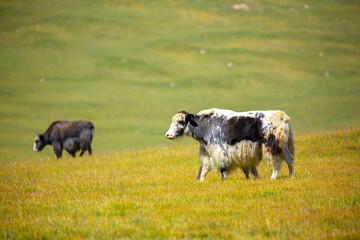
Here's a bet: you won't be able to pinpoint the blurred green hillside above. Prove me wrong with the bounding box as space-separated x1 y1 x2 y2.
0 0 359 159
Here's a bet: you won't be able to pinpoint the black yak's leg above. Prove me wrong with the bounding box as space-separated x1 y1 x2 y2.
80 130 92 157
52 143 62 158
65 148 76 158
250 167 259 179
87 145 92 156
243 169 250 179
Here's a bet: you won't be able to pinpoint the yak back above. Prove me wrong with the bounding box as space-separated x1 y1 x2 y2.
190 114 264 146
44 120 94 142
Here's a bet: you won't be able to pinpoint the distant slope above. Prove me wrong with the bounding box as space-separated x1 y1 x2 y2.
0 129 359 239
0 0 359 160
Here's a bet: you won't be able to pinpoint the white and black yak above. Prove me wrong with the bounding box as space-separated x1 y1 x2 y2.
165 108 295 181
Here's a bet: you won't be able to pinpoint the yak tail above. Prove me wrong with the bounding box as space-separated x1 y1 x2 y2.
266 111 294 155
91 128 95 139
287 126 295 156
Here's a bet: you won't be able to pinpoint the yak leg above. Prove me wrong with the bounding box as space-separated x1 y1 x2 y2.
271 155 282 179
198 145 210 182
214 145 229 181
80 146 91 156
221 167 227 181
65 148 76 158
196 165 203 181
87 145 92 156
80 130 92 157
243 169 250 179
52 143 62 159
79 145 88 157
284 147 295 178
250 167 259 179
199 160 210 182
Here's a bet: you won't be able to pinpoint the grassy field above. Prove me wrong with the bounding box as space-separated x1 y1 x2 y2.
0 0 359 160
0 128 359 239
0 1 359 237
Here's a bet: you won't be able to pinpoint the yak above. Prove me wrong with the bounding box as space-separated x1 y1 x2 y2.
165 108 294 181
33 120 94 158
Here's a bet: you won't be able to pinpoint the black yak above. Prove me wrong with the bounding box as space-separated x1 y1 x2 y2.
33 120 94 158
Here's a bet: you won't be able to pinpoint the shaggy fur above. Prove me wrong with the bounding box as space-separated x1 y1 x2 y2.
165 108 295 181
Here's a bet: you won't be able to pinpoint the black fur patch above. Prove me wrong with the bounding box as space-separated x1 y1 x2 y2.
187 115 213 145
38 134 44 141
265 133 282 155
187 115 266 146
223 116 264 145
176 126 186 136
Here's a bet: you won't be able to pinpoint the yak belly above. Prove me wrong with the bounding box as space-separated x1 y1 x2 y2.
227 140 262 171
63 137 80 153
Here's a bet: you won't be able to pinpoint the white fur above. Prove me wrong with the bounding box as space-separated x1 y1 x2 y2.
196 108 276 134
165 112 187 140
165 123 178 139
197 108 277 120
33 136 40 152
33 142 38 152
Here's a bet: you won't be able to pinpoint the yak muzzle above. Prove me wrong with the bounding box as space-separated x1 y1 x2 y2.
165 133 175 140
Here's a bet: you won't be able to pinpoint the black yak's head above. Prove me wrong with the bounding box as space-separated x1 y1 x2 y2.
33 134 45 152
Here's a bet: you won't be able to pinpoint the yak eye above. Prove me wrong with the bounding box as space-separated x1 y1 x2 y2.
178 121 185 125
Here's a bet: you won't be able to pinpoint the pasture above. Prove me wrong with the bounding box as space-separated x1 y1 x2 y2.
0 0 359 160
0 0 359 239
1 129 359 239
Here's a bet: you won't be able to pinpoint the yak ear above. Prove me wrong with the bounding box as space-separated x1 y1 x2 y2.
185 113 198 127
37 134 44 140
185 113 194 122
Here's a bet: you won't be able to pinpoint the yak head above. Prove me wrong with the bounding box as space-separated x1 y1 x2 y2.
165 111 197 140
33 134 45 152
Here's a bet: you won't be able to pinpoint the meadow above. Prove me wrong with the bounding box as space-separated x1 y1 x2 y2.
0 0 359 159
0 0 359 239
1 128 359 239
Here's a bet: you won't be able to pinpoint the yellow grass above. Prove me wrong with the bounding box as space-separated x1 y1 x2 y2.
1 129 359 239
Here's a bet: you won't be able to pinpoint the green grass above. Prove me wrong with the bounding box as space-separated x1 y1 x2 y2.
0 0 359 160
1 128 359 239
